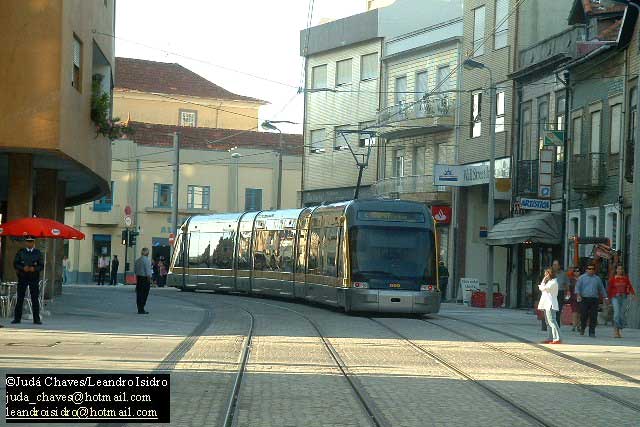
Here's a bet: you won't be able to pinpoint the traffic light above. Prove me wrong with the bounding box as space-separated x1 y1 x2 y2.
121 229 129 246
129 230 139 247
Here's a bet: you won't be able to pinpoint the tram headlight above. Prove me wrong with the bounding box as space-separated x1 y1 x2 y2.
420 284 435 292
353 282 369 289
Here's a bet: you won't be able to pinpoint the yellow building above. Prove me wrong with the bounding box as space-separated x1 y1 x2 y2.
65 58 302 283
0 0 115 293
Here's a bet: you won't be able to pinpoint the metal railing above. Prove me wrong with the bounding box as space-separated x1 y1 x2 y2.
572 153 607 192
373 174 448 196
377 94 454 126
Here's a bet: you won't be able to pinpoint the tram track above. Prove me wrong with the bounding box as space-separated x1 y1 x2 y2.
420 317 640 414
368 317 554 427
227 298 390 427
438 313 640 385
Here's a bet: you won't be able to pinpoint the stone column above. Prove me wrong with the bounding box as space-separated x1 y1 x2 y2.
33 169 58 299
3 154 34 282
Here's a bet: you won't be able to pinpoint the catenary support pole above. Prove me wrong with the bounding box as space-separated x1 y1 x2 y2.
487 75 496 308
171 132 180 248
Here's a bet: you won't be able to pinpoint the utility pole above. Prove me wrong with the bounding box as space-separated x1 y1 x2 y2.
277 133 283 209
171 132 180 249
487 75 496 309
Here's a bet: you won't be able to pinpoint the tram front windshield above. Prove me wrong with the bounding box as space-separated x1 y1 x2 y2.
349 226 436 286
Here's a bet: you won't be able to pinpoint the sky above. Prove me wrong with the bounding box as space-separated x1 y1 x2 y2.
115 0 369 135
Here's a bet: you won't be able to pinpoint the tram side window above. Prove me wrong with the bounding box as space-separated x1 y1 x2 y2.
188 233 211 268
254 229 281 271
307 227 323 275
237 231 252 270
323 227 339 277
279 229 296 273
210 231 235 269
170 233 184 268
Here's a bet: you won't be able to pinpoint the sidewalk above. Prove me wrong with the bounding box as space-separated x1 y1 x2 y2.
439 302 640 382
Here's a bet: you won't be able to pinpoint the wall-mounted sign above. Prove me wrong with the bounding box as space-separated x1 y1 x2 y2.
544 130 565 146
431 206 452 225
520 198 551 211
434 157 511 187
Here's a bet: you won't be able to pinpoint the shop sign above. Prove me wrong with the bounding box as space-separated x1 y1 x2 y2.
460 278 480 305
432 206 452 225
434 157 511 187
479 226 488 238
520 198 551 211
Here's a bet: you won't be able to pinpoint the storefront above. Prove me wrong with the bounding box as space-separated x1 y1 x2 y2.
486 212 562 308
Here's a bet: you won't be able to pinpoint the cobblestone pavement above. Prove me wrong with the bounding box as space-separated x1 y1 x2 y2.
2 287 640 427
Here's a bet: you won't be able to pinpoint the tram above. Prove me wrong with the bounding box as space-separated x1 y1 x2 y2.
168 199 441 314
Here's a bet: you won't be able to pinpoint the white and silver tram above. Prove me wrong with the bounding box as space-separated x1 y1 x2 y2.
168 199 441 314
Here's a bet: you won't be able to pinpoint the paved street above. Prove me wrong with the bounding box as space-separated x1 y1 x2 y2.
2 286 640 427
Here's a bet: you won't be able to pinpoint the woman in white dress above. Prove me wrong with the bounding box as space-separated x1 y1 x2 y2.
538 268 561 344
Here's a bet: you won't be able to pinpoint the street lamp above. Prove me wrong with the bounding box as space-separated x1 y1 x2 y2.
463 58 497 308
261 120 296 209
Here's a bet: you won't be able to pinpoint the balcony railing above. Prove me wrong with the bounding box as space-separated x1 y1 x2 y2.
377 94 455 128
516 160 539 195
572 153 606 193
516 26 585 73
373 174 449 197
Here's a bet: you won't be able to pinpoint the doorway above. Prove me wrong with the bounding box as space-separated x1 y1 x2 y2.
92 234 111 281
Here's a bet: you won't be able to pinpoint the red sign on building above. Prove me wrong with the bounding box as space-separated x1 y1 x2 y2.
431 206 452 225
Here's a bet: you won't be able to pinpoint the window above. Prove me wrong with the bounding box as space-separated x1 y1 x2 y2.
311 64 327 89
521 102 533 160
471 90 482 138
473 6 486 56
358 121 376 147
591 110 601 153
395 76 407 105
72 35 82 90
179 110 197 127
187 185 210 210
494 0 509 49
572 116 582 155
93 181 114 212
412 146 426 175
237 230 252 270
393 149 404 177
537 97 549 153
495 90 505 133
626 88 637 181
415 71 428 100
360 53 378 81
436 66 451 92
605 208 619 249
310 129 326 153
556 95 566 162
245 188 262 211
610 104 622 154
336 58 352 86
334 125 353 151
153 183 173 208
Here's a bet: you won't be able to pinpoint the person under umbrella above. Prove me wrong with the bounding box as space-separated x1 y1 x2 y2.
12 236 44 325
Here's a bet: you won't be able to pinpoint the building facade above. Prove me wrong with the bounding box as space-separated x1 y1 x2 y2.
0 0 116 294
300 10 382 206
65 58 302 283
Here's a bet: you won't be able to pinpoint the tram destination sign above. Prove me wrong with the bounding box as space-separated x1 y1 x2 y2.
520 197 551 211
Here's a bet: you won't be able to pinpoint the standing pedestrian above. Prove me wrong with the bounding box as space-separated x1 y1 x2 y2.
607 265 636 338
158 257 168 288
568 267 581 331
152 259 159 286
134 248 152 314
575 263 608 337
12 236 44 325
438 261 449 302
538 268 561 344
110 255 120 286
62 255 70 285
97 254 109 286
552 260 569 325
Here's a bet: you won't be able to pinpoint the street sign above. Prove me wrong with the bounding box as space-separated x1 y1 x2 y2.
520 197 551 211
544 130 565 146
431 206 452 225
124 216 132 227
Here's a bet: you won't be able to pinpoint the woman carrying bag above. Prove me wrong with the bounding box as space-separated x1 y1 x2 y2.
538 268 561 344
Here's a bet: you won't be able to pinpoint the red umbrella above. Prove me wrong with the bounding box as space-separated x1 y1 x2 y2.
0 217 84 240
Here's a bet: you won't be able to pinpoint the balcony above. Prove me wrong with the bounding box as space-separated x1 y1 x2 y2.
572 153 607 193
377 95 455 139
516 160 539 195
514 26 585 77
373 174 450 200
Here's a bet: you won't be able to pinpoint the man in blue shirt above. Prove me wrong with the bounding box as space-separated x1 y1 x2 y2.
575 263 608 337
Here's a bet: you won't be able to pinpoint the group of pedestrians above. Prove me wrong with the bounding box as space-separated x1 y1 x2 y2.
538 259 636 344
96 255 120 286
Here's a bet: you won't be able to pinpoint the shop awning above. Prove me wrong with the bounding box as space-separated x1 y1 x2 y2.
486 212 563 246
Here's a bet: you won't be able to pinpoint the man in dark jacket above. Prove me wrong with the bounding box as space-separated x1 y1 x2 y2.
438 261 450 302
110 255 120 286
12 236 44 324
